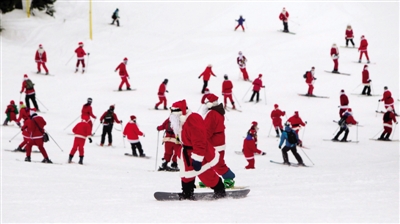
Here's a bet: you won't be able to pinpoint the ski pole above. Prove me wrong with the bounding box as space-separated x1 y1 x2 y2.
65 53 74 66
19 93 22 103
92 123 101 136
121 122 125 148
197 104 203 112
301 123 307 141
263 87 267 105
232 93 242 108
370 83 375 95
268 124 273 137
86 53 90 72
47 132 63 152
155 131 160 171
352 83 362 92
289 18 300 26
332 126 340 135
371 128 384 139
36 98 49 111
356 124 359 143
9 130 22 142
375 100 381 117
391 123 398 140
63 115 80 131
242 84 252 101
299 147 314 165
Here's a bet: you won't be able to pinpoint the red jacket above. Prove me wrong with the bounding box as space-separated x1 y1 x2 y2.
201 93 210 104
20 79 35 95
306 71 314 84
17 107 30 122
5 104 18 121
362 68 369 84
180 112 217 165
330 46 339 59
35 49 47 63
115 62 129 77
287 113 306 131
75 47 86 59
157 118 176 138
199 66 216 81
345 114 357 125
81 104 96 119
381 90 394 105
340 93 349 106
252 78 263 91
358 38 368 51
237 56 247 68
222 80 233 95
158 83 167 97
123 121 143 143
28 115 46 139
383 111 397 126
100 110 121 125
73 121 92 139
345 29 354 39
271 109 285 126
204 106 225 150
279 11 289 21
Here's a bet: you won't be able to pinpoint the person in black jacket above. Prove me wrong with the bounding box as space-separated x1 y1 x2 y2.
99 105 121 146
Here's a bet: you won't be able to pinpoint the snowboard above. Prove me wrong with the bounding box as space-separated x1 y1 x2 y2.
350 93 380 97
113 89 137 92
323 139 359 143
277 30 296 35
124 153 151 159
369 138 399 142
353 61 376 65
298 94 329 99
32 71 55 76
4 149 40 153
96 143 116 148
195 185 248 190
324 70 351 76
154 188 250 201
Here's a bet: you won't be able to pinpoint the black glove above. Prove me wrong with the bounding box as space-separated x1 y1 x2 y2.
198 76 201 79
305 121 307 124
100 120 103 124
192 159 202 171
378 100 381 102
166 90 169 93
88 137 92 143
120 120 123 123
261 152 266 155
278 146 281 149
87 53 90 56
314 78 317 80
368 79 371 83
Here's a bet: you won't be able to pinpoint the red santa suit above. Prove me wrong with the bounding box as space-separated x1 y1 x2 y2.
81 103 96 128
123 120 144 143
339 90 349 117
75 42 86 71
358 36 369 62
271 104 286 131
243 125 263 169
345 28 354 40
155 80 168 109
157 118 180 164
380 89 394 109
19 119 30 150
222 78 234 108
362 65 370 85
252 77 263 91
305 68 316 95
287 111 306 145
199 66 216 81
381 108 397 139
5 101 18 124
16 103 30 150
35 45 49 74
70 117 92 157
237 52 249 81
17 103 29 123
115 58 131 90
170 100 220 188
25 112 50 159
330 44 339 71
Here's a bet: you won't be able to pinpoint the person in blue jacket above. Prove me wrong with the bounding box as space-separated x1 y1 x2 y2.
234 15 245 32
111 8 120 27
278 123 305 166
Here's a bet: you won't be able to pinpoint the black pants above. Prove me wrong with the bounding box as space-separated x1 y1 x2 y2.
111 19 119 26
201 80 208 94
101 125 113 144
361 86 371 95
346 39 355 47
283 21 288 31
25 94 39 110
250 91 260 102
334 126 349 141
131 142 144 156
282 146 303 163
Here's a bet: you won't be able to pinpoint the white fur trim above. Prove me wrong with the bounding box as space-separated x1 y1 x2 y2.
214 145 226 152
38 49 44 54
191 153 204 162
75 134 87 139
245 155 255 160
383 123 393 128
340 105 349 109
127 139 140 143
179 150 220 178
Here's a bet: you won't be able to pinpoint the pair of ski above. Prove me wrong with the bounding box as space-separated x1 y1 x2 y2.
15 159 62 165
323 139 359 143
332 120 363 127
350 93 380 97
269 160 310 167
225 107 242 112
32 71 55 76
113 88 137 92
324 70 351 76
124 153 151 159
298 94 329 99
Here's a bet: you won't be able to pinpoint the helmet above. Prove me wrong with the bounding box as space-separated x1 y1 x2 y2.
87 97 93 103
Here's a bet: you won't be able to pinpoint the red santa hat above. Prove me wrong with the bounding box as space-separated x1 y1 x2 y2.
39 44 43 48
258 74 263 78
274 104 279 109
171 100 188 115
19 101 24 105
311 66 315 70
206 94 218 103
295 111 299 116
24 74 28 78
130 115 136 120
123 57 128 61
79 42 83 46
10 100 15 105
347 108 352 112
205 88 209 92
252 121 258 126
109 105 115 111
361 35 365 39
30 108 37 116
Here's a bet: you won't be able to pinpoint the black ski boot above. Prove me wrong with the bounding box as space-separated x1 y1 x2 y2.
79 156 84 165
41 158 53 163
15 146 24 152
275 129 280 138
170 161 179 171
68 154 73 163
212 178 226 199
25 156 31 162
158 159 169 171
178 180 195 200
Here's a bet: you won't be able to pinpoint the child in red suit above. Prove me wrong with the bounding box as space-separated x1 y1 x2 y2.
243 122 266 169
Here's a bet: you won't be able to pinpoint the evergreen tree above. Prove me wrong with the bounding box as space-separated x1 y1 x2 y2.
0 0 19 14
31 0 56 17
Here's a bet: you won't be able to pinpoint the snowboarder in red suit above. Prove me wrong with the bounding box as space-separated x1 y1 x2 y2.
203 94 235 188
345 25 355 47
99 105 121 146
69 115 92 165
157 117 180 171
75 42 87 73
243 121 266 169
35 44 49 75
249 74 265 102
237 51 249 81
361 65 371 96
115 57 131 91
123 115 146 157
331 43 339 73
222 75 235 109
358 35 370 63
15 102 30 152
378 106 398 141
305 67 316 96
287 111 306 146
379 86 395 113
3 100 19 126
169 99 226 200
332 108 358 142
279 7 289 32
155 79 168 110
234 15 245 32
81 97 96 129
24 109 52 163
271 104 286 137
339 89 349 118
198 65 216 94
20 74 40 111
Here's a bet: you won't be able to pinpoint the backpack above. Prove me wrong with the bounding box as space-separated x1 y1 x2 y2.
104 111 114 123
112 12 117 19
303 71 308 79
338 114 349 127
286 130 297 144
26 79 34 90
383 111 391 122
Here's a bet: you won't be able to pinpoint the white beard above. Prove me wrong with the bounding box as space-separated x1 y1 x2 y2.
169 113 183 141
200 104 209 117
